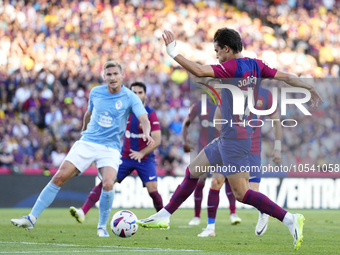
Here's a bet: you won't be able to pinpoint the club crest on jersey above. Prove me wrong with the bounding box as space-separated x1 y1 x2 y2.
116 100 122 109
256 100 263 107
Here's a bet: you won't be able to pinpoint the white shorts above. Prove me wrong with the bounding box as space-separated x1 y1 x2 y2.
65 140 121 176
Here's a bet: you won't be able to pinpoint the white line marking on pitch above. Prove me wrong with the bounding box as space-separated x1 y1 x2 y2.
0 241 203 252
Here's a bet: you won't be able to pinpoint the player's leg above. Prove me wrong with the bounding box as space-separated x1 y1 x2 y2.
137 139 220 228
198 173 224 237
248 154 269 236
70 182 103 223
188 174 207 226
224 179 241 225
11 161 80 230
136 159 163 212
96 166 116 237
145 181 163 212
228 175 304 249
96 147 121 237
11 141 92 230
221 139 304 250
249 181 269 236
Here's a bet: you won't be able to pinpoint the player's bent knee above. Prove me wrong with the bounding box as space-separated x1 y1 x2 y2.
51 172 67 187
211 178 224 190
232 189 247 202
102 182 114 191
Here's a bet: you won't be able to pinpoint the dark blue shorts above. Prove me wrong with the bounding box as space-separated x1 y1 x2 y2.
116 157 157 186
248 154 262 183
204 138 251 177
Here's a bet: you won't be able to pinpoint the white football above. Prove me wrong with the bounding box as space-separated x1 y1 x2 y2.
110 210 138 238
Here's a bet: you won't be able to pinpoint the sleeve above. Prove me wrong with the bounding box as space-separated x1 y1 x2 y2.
88 89 94 112
267 90 277 116
149 112 161 132
189 103 199 122
256 59 277 79
210 59 238 78
130 92 148 118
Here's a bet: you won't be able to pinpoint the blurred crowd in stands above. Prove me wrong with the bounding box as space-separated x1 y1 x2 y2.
0 0 339 175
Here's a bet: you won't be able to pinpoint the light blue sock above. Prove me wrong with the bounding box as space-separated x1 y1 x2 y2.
208 217 215 224
31 182 61 219
98 188 114 228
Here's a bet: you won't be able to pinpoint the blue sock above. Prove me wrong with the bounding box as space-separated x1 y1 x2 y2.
98 188 114 228
208 217 215 224
31 182 61 219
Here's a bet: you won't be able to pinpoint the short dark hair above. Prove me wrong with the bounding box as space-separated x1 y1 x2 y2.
130 82 146 93
213 28 243 54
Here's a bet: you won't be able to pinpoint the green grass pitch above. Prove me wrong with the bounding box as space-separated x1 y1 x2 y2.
1 208 339 254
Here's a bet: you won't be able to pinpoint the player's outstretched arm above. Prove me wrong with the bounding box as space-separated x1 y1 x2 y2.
81 110 92 132
274 71 324 108
137 114 154 146
162 30 214 78
268 112 282 164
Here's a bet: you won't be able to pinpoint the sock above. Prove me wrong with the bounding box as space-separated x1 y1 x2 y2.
30 181 61 219
207 188 220 225
242 189 287 221
282 212 295 235
98 188 114 228
82 182 103 215
149 191 163 212
164 167 198 214
28 214 37 225
194 183 204 218
157 208 171 218
207 223 215 230
225 180 236 214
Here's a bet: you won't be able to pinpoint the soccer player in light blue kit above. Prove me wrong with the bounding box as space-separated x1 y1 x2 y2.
11 61 154 237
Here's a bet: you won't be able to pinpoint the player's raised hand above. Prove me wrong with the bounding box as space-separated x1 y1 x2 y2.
162 30 176 46
162 30 179 58
143 134 155 146
272 149 281 165
309 86 324 108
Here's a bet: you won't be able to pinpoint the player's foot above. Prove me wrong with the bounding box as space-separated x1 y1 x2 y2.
197 228 215 237
137 213 170 229
11 216 35 230
97 227 109 237
188 217 201 225
255 212 269 236
69 206 85 223
292 214 305 250
230 213 242 225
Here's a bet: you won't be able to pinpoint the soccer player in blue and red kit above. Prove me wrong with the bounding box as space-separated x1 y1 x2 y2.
183 79 241 226
69 82 163 225
138 28 323 250
198 86 281 237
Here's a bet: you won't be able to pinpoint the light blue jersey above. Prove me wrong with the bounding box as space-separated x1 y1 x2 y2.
80 85 147 151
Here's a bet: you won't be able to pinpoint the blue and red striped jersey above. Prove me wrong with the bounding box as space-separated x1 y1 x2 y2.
250 87 276 155
190 100 220 151
121 105 160 160
211 58 277 140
